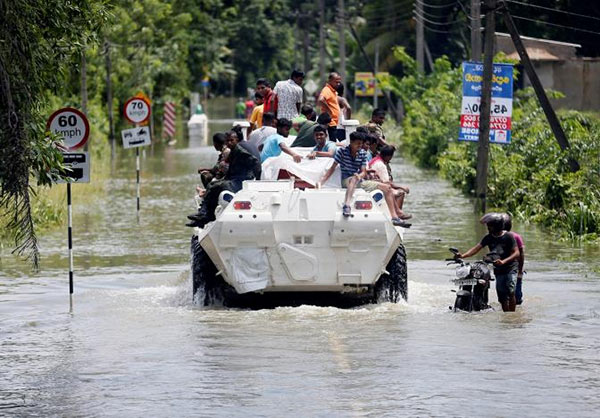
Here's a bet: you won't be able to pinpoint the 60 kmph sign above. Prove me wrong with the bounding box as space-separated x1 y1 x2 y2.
46 107 90 150
124 97 151 124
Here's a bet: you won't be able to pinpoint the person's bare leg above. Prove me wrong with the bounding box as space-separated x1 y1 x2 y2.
344 177 358 206
501 299 510 312
395 190 405 210
379 185 398 218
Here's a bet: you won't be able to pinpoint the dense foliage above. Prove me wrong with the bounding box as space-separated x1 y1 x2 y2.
383 48 600 240
0 0 109 265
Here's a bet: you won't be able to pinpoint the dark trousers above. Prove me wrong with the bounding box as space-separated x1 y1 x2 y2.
199 179 244 222
327 126 337 143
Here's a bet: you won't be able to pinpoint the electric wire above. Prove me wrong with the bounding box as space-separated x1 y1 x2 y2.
511 15 600 38
416 0 458 9
412 17 455 34
413 9 466 26
506 0 600 23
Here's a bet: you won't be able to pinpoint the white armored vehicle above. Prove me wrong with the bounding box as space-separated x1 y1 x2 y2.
191 161 408 308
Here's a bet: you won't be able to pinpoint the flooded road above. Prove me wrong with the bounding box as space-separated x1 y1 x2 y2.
1 115 600 416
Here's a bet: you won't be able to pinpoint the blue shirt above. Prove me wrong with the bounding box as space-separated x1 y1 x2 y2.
366 150 373 162
260 134 285 162
334 147 367 180
313 141 336 154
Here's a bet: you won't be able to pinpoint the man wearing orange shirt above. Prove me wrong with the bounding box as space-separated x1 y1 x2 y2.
317 72 342 142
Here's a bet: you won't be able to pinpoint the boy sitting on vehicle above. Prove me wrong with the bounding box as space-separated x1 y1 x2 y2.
457 215 520 312
368 145 411 220
318 132 411 227
307 126 336 159
260 118 302 163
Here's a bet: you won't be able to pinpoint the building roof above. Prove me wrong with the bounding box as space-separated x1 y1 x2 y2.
495 32 581 62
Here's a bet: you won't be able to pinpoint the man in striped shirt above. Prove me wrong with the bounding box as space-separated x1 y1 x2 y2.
318 132 411 227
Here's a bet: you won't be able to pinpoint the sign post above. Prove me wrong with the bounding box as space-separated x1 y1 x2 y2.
46 107 91 296
122 96 151 215
458 61 514 144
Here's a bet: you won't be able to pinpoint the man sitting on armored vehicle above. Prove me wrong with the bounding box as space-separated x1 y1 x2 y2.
317 132 411 227
307 125 336 159
291 112 332 147
248 112 276 151
369 145 411 220
197 133 230 188
187 128 261 228
260 118 302 163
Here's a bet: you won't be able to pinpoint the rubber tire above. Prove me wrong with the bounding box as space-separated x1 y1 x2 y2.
374 244 408 303
191 235 228 306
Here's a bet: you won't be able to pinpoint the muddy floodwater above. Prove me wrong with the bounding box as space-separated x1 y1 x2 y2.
1 109 599 416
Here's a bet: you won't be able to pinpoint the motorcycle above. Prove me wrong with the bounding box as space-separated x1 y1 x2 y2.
446 248 496 312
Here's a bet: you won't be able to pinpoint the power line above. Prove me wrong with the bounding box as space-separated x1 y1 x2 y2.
412 17 455 34
413 9 466 26
511 15 600 37
506 0 600 23
416 0 458 9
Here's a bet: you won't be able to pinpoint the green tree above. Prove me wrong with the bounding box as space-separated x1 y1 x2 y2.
0 0 109 266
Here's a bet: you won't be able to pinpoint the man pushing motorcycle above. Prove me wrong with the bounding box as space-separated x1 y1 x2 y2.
456 215 520 312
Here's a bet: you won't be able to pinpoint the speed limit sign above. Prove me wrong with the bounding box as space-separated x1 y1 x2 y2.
124 97 151 124
46 107 90 150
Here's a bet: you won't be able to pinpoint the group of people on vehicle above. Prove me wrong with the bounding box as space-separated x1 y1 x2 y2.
186 69 412 228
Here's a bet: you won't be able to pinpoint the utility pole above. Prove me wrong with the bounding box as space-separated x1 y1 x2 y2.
319 0 326 86
337 0 347 95
416 0 424 72
373 40 379 108
104 40 115 159
475 0 495 212
471 0 482 61
498 1 580 172
81 48 88 151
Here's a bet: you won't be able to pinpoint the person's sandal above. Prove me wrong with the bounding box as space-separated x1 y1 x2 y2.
342 204 351 217
392 218 412 228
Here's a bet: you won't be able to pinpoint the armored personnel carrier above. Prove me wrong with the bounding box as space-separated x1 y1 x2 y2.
190 175 408 308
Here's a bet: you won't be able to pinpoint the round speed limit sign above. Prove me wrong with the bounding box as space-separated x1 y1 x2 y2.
46 107 90 150
124 97 151 124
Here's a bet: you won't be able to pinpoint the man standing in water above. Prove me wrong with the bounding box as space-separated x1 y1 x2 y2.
457 216 520 312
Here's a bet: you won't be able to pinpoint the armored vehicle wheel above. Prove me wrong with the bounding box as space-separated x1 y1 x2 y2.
191 235 231 306
374 244 408 303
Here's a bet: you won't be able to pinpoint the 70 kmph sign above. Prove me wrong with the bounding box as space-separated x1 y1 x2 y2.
124 97 151 124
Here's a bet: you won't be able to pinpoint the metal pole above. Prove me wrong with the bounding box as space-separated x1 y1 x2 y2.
136 147 140 212
67 182 74 294
104 41 115 160
337 0 347 95
471 0 482 61
319 0 326 86
475 0 496 213
498 0 579 172
416 0 424 72
373 40 379 108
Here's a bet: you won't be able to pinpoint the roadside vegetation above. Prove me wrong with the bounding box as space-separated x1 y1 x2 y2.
382 47 600 241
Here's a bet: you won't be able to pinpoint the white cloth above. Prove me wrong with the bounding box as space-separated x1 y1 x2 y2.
248 126 276 149
261 149 341 188
230 248 270 293
274 79 303 120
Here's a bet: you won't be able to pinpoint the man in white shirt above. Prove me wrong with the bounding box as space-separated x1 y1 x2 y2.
273 70 304 120
248 112 277 152
368 145 411 220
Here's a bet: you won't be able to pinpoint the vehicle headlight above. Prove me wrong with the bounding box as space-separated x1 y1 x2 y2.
456 265 471 279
